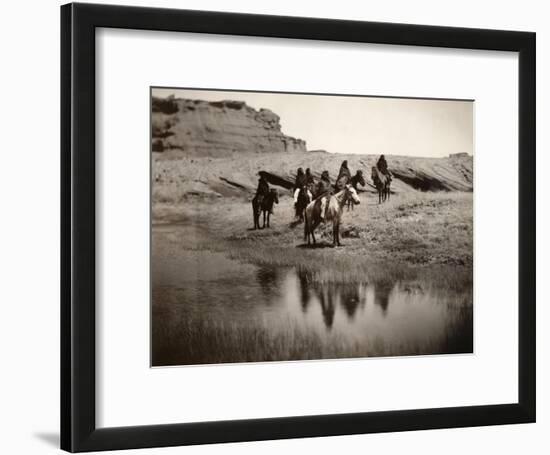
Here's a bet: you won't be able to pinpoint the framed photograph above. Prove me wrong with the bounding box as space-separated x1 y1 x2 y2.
61 2 536 452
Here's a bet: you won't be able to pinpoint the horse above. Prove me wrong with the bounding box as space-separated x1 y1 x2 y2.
371 166 391 204
252 188 279 229
304 184 360 247
346 170 366 211
294 185 312 222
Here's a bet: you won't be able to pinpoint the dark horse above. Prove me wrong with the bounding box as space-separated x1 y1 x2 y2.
346 170 366 211
295 185 312 222
371 166 391 204
252 188 279 229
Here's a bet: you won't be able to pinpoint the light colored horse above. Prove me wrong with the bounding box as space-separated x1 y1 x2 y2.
346 170 366 211
304 184 361 247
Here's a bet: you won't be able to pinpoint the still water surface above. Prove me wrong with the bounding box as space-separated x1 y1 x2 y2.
152 228 473 365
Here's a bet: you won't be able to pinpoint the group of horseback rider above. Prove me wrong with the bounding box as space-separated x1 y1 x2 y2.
254 155 392 218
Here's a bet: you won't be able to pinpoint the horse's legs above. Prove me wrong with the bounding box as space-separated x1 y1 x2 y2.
332 221 341 247
267 212 270 228
334 222 341 247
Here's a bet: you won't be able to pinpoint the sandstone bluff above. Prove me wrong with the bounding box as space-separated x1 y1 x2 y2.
152 96 307 156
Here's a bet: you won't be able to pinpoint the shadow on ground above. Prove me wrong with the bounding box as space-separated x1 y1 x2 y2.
296 242 336 249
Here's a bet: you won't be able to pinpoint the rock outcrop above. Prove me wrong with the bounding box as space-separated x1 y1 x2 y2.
152 96 307 156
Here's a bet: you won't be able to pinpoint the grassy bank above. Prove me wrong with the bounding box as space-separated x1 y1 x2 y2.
153 190 473 289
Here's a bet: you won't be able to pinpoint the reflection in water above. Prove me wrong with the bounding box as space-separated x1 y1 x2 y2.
374 284 392 316
152 236 473 365
339 283 365 320
256 267 280 300
316 284 336 330
296 271 367 328
297 271 310 313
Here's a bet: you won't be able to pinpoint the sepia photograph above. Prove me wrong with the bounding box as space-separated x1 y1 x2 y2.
151 88 474 367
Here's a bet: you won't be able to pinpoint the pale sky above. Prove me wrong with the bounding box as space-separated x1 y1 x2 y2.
152 88 473 158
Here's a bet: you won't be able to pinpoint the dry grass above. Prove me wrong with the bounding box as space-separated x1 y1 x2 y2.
153 190 473 289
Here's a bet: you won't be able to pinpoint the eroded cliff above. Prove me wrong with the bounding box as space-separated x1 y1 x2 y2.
152 96 307 156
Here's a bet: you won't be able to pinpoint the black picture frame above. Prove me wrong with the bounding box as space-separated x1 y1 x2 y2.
61 2 536 452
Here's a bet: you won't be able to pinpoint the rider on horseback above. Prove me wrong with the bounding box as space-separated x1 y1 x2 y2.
305 168 315 189
254 173 272 214
335 159 352 191
337 160 351 182
315 170 333 221
293 167 307 206
376 155 392 182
